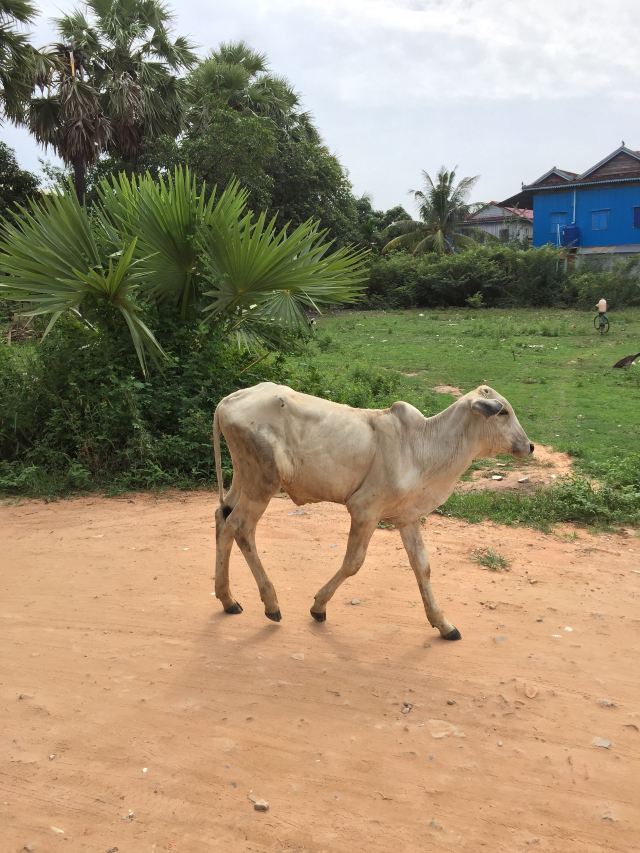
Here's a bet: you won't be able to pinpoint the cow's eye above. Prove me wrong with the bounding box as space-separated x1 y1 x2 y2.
498 409 509 417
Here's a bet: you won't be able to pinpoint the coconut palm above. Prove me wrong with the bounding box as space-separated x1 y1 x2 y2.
383 166 480 255
0 0 36 122
26 0 197 199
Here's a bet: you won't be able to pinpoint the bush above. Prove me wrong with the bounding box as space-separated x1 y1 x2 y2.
0 316 284 496
365 244 640 310
366 245 571 309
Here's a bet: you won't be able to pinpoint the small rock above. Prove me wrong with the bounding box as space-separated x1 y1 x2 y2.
291 652 305 661
48 754 56 761
536 618 543 622
601 811 617 822
253 800 269 812
350 598 361 606
446 698 456 706
592 737 612 749
524 684 538 700
329 544 337 549
428 819 443 831
491 475 504 481
493 635 508 645
106 848 119 853
401 702 413 714
564 626 574 632
50 827 65 835
123 809 135 821
528 577 538 585
597 699 616 709
23 845 35 852
497 740 503 747
518 476 529 484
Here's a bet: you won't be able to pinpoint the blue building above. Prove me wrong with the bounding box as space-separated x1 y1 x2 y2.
502 145 640 262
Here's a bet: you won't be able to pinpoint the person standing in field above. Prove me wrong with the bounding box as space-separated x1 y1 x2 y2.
597 297 608 317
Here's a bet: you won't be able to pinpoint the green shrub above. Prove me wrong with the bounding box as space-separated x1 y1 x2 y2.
366 245 570 309
0 316 283 496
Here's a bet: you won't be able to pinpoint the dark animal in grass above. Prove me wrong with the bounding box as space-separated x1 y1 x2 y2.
612 352 640 368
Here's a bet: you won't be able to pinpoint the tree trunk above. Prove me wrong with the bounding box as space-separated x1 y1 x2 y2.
73 159 86 204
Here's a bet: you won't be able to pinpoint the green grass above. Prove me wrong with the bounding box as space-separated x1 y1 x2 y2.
286 307 640 528
471 548 510 571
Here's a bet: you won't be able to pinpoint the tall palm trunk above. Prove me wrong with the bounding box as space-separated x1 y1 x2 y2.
73 158 86 203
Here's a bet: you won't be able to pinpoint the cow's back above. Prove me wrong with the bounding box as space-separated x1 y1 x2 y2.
217 383 381 505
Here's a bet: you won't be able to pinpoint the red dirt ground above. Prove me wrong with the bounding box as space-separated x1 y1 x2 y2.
1 493 639 852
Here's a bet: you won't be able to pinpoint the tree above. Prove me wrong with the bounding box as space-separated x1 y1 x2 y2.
0 0 36 122
384 166 480 255
26 0 196 200
0 141 39 211
189 40 317 142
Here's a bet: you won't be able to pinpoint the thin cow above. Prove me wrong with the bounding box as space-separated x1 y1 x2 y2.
213 382 534 641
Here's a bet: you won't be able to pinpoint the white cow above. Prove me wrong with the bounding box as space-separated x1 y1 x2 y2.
213 382 533 640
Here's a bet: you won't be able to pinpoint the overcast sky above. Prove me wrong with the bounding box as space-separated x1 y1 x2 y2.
3 0 640 212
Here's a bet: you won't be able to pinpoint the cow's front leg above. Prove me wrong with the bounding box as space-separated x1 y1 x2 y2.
310 515 377 622
399 521 460 640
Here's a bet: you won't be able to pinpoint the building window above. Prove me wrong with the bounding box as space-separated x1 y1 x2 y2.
550 212 567 237
634 207 640 228
591 209 609 231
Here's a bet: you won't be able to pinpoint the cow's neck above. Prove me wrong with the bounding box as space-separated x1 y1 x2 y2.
419 401 486 481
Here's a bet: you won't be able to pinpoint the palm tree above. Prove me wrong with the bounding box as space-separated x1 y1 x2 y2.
189 40 318 142
383 166 480 255
26 0 197 199
0 167 368 374
0 0 36 122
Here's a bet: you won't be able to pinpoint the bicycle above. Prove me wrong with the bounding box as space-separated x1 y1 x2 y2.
594 313 610 335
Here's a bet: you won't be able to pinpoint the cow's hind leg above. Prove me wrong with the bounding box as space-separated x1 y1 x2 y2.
215 481 243 614
310 514 377 622
223 493 281 621
399 521 460 640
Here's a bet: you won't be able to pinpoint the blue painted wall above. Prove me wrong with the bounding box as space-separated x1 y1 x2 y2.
533 183 640 247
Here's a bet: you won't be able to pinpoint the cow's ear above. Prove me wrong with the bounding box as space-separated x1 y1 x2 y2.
471 398 504 418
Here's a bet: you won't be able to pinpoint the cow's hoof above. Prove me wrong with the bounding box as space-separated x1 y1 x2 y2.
442 627 461 641
224 602 243 615
310 609 326 622
266 609 282 622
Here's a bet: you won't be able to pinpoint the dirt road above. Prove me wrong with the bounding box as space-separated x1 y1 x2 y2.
1 494 639 852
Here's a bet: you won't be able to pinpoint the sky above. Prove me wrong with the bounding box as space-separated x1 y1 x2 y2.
3 0 640 213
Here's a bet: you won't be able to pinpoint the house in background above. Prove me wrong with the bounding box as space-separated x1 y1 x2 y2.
502 144 640 264
462 202 533 244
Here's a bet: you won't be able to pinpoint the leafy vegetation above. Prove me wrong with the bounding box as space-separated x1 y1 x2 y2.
0 140 39 211
0 166 367 372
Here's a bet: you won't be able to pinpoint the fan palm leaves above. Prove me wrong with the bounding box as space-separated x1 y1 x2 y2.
384 166 480 255
0 167 367 374
0 0 37 122
189 40 317 141
25 0 196 199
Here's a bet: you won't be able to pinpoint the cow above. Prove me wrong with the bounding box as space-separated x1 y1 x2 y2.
213 382 534 641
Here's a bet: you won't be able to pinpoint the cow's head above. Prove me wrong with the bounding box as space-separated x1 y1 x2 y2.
468 385 534 459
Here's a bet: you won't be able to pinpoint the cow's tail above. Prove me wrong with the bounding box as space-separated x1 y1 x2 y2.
213 404 225 504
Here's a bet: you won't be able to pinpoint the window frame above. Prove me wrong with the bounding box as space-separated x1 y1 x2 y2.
591 209 610 231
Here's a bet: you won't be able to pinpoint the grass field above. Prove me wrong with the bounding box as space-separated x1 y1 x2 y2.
286 308 640 527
